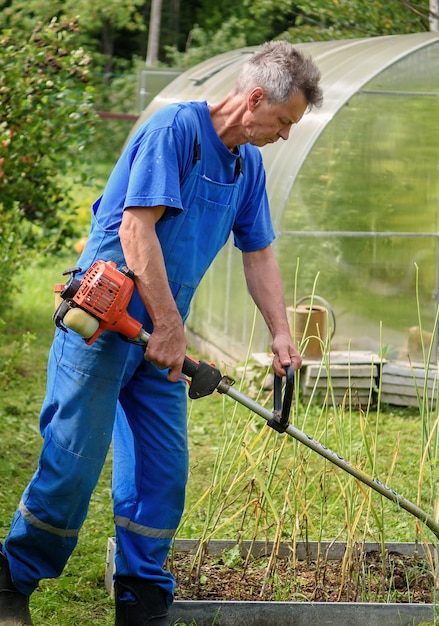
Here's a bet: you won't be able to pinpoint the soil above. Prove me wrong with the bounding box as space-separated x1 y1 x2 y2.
170 549 435 604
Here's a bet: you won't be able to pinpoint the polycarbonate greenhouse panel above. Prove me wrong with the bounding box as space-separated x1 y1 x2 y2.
263 32 439 229
135 33 439 364
277 38 439 361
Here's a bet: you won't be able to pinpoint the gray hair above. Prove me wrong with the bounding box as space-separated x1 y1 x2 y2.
234 40 323 109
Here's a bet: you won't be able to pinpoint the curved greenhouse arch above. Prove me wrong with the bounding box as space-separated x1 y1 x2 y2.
136 33 439 364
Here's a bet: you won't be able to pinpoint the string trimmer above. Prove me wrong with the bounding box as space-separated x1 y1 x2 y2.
53 259 439 540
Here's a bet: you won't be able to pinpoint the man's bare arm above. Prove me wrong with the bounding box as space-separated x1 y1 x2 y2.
242 245 302 376
119 206 187 381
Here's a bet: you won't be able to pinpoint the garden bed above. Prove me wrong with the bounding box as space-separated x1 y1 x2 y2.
107 538 438 625
169 600 436 626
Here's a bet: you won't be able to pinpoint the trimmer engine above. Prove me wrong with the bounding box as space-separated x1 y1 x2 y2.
53 259 226 398
53 260 144 344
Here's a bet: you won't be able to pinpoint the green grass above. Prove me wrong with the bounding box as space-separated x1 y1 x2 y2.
1 254 438 624
0 254 114 624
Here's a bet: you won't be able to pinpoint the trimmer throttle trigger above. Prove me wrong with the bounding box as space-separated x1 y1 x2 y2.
183 356 223 399
268 365 295 433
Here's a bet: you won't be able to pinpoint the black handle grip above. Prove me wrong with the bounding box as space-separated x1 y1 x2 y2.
269 365 295 433
182 355 199 378
138 333 222 400
183 356 223 399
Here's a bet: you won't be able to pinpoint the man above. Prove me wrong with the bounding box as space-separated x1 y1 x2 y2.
0 40 323 625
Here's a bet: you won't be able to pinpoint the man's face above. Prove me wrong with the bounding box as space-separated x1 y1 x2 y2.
243 88 308 147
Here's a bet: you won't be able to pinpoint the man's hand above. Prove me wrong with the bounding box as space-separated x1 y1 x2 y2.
271 332 302 378
144 322 187 382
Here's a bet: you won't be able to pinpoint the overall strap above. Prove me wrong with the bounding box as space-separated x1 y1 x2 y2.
192 134 244 181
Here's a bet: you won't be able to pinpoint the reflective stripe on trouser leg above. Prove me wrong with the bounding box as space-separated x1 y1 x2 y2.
4 328 135 596
113 361 188 602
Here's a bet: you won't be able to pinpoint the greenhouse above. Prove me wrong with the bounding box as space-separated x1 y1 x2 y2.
138 32 439 366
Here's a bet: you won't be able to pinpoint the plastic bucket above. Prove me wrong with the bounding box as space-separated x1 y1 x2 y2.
286 296 335 358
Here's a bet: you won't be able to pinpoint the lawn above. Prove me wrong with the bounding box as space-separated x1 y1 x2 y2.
0 254 438 625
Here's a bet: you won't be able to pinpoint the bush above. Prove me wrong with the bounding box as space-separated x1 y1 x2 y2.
0 17 98 310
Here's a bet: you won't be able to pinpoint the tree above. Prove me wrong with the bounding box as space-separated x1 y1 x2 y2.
245 0 433 41
63 0 146 74
146 0 162 65
0 0 434 74
165 0 435 69
0 0 146 75
430 0 439 29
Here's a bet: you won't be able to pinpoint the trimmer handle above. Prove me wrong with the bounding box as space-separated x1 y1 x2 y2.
268 365 295 433
136 328 223 400
182 355 223 400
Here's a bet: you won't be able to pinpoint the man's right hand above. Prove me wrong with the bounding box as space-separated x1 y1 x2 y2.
144 321 187 382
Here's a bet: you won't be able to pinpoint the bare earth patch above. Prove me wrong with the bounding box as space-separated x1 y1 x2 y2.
171 551 435 604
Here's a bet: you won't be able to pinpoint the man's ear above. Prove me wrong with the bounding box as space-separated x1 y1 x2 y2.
248 87 264 112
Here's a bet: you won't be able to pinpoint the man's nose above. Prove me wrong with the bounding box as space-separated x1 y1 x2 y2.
278 127 291 141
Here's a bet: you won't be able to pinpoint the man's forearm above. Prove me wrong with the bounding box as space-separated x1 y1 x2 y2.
243 246 302 375
119 206 187 380
242 246 290 338
119 206 180 327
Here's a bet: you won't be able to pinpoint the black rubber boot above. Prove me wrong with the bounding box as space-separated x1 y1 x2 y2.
0 547 34 626
114 577 169 625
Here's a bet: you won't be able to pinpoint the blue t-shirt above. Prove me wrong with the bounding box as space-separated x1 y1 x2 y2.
93 101 275 252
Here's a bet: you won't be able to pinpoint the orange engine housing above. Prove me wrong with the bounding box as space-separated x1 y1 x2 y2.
72 260 142 344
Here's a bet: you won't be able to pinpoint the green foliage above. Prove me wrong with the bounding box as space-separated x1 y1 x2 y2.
90 60 140 162
0 0 147 74
0 18 96 218
65 0 145 34
0 0 146 45
0 320 35 389
0 204 23 303
0 0 433 78
63 0 146 75
0 18 98 310
288 0 431 39
165 17 248 69
0 0 66 33
164 0 433 69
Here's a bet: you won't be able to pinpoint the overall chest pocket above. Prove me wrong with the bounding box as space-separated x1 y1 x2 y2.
155 166 242 319
158 173 239 288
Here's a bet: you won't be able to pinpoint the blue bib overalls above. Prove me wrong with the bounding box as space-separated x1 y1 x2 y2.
4 136 243 605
